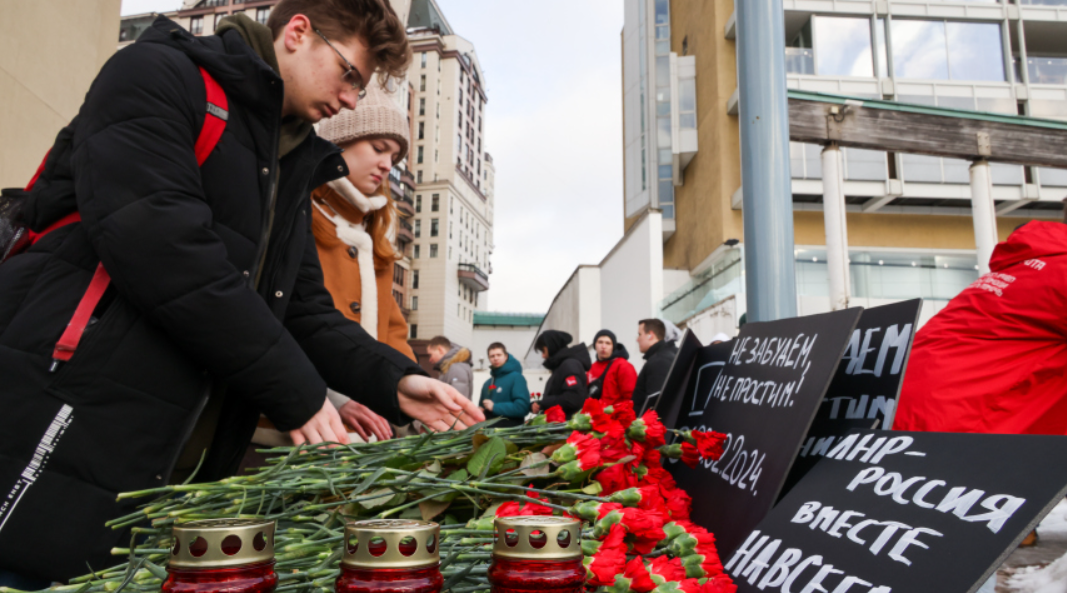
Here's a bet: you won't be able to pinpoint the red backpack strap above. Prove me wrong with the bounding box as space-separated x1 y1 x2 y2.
48 67 228 371
194 66 228 166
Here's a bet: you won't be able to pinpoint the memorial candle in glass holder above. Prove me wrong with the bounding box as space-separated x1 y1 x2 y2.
162 518 277 593
336 519 443 593
488 516 585 593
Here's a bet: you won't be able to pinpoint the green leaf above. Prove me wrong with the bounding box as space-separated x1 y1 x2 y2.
360 488 400 509
582 482 604 495
466 437 507 478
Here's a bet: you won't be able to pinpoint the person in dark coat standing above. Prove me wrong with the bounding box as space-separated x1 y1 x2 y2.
587 329 637 406
531 330 591 418
0 2 482 584
632 319 679 413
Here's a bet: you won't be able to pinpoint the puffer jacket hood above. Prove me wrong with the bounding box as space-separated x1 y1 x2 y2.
436 345 472 374
492 353 524 378
535 330 572 358
611 343 631 361
990 221 1067 271
544 343 592 372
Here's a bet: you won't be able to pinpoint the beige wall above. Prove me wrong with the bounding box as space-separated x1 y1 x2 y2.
664 0 743 271
1 0 121 189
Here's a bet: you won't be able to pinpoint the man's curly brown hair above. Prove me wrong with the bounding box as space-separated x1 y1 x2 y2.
267 0 412 81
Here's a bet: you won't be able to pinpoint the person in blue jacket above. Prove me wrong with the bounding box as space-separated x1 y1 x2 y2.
479 343 531 427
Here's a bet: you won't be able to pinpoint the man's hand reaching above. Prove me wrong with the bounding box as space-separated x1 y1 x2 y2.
398 375 485 432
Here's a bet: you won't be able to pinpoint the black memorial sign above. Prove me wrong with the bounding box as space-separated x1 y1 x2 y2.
646 329 704 423
782 300 921 497
726 429 1067 593
667 308 862 556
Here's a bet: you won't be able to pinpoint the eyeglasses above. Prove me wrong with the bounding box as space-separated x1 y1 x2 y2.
314 28 367 99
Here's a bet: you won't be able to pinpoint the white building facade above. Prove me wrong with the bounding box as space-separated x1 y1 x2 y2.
405 0 495 348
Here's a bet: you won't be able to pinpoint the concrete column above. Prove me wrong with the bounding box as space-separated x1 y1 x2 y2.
969 160 998 275
736 0 797 322
821 146 851 310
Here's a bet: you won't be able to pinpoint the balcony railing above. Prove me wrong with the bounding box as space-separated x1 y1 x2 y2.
785 47 814 76
457 263 490 292
397 219 414 244
1026 57 1067 86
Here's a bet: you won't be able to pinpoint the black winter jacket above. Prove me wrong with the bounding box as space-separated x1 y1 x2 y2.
0 17 421 580
632 340 679 413
539 344 592 418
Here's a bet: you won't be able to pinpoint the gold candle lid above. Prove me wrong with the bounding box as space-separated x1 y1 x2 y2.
170 518 275 569
342 519 441 569
493 516 581 561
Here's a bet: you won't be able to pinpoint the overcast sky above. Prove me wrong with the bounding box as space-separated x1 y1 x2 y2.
120 0 626 314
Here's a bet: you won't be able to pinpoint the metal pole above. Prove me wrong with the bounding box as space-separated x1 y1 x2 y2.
969 160 998 275
737 0 797 322
821 145 851 310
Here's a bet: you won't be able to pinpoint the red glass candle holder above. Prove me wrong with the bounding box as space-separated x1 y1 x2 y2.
488 516 584 593
336 519 442 593
162 561 277 593
164 518 277 593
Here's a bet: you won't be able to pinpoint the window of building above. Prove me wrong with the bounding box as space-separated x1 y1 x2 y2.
190 16 204 35
412 296 418 311
430 244 438 258
420 74 426 92
431 218 439 237
434 149 439 163
449 246 453 260
432 195 440 212
256 7 270 25
419 98 425 116
416 145 424 164
415 195 422 212
413 270 419 289
410 324 418 339
421 52 427 68
436 103 440 118
414 219 421 238
459 89 463 107
810 16 874 77
891 20 1005 82
393 263 404 286
416 170 423 183
418 122 424 140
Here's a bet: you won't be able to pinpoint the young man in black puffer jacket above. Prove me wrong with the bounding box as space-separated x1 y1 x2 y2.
0 1 482 583
532 330 592 418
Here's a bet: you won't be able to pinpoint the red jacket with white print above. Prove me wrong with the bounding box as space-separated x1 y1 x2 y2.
894 221 1067 435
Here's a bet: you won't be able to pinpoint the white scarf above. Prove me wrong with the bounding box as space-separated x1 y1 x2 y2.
313 177 388 340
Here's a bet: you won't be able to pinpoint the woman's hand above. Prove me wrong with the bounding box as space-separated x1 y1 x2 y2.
290 397 350 446
397 375 486 432
338 400 393 442
482 399 495 412
530 402 541 414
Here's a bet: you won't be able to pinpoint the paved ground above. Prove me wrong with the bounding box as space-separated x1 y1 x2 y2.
997 499 1067 592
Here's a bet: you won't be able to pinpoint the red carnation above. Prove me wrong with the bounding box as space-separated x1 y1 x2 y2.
621 507 666 554
623 557 657 593
585 524 627 587
496 498 554 518
627 411 668 448
648 555 687 584
692 430 728 461
606 400 637 428
665 487 692 521
596 463 637 496
545 405 566 423
681 442 701 468
699 574 737 593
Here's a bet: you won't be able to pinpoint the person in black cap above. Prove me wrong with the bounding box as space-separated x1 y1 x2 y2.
587 330 637 405
530 330 591 418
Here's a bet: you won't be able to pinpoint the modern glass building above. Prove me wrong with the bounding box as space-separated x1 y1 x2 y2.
620 1 1067 329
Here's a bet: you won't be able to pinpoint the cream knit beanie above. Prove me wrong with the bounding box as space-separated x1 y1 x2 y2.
317 83 410 163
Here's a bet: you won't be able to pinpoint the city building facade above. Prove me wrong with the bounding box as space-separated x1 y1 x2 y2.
629 0 1067 337
405 0 495 349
